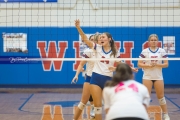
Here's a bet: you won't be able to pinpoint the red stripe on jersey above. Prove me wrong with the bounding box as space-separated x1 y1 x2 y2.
162 55 168 58
140 54 145 58
82 54 89 58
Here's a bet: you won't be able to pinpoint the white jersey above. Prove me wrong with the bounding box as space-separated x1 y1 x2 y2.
82 48 95 76
103 80 150 120
89 43 121 77
139 47 168 80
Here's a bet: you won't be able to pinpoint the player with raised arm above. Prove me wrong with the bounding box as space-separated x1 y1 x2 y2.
72 34 101 120
74 19 138 120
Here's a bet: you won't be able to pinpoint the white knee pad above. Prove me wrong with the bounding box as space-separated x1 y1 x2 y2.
159 97 166 105
94 107 102 114
78 102 86 110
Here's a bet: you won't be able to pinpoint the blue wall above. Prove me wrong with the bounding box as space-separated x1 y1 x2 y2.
0 27 179 84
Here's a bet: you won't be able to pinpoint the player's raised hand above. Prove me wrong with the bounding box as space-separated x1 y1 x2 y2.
71 76 78 84
75 19 80 28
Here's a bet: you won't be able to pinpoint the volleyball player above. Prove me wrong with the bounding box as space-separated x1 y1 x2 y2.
75 19 138 120
72 34 101 120
138 34 170 120
103 63 150 120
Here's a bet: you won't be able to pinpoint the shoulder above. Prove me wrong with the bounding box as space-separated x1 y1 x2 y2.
158 48 166 53
142 48 149 52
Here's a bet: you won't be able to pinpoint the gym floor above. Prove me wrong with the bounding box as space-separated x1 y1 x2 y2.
0 87 180 120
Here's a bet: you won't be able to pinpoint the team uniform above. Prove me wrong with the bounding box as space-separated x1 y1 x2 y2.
83 43 121 89
82 48 95 82
103 80 150 120
139 47 168 80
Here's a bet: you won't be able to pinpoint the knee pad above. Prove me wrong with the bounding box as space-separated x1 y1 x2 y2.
94 107 102 114
159 97 166 105
78 102 86 110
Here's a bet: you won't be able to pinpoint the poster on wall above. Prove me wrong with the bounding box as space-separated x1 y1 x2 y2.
163 36 175 55
3 33 28 53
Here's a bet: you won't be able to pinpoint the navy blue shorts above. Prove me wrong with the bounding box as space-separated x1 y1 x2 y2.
85 74 91 83
90 72 112 89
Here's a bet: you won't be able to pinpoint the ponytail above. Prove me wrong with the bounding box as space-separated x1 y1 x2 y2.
103 32 117 57
110 39 117 57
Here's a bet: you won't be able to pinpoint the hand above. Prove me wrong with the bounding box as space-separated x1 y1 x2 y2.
74 19 80 28
150 61 157 67
108 66 116 72
71 76 78 84
131 67 138 73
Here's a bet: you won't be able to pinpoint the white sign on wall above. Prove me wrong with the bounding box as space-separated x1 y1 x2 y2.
163 36 175 55
3 33 28 53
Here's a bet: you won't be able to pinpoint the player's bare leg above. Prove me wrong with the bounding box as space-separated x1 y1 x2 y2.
90 84 102 120
73 82 90 120
154 80 170 120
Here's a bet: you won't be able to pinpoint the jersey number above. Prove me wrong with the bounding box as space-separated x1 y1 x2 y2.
115 83 138 93
151 56 158 63
100 56 109 64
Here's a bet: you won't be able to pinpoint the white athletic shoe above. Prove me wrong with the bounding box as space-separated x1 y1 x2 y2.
163 114 170 120
90 105 95 118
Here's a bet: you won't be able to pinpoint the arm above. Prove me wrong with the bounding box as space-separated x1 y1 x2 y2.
105 108 109 114
109 61 138 72
151 49 168 68
75 19 94 49
108 61 121 72
138 60 153 69
156 60 168 68
71 60 87 84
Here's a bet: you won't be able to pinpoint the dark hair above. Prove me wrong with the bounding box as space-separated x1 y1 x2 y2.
103 32 117 57
89 35 94 40
105 63 133 87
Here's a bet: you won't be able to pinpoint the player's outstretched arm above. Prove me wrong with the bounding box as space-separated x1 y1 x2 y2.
74 19 94 49
71 60 87 84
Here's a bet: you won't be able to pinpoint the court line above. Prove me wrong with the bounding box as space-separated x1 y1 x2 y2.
165 95 180 111
18 94 34 111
